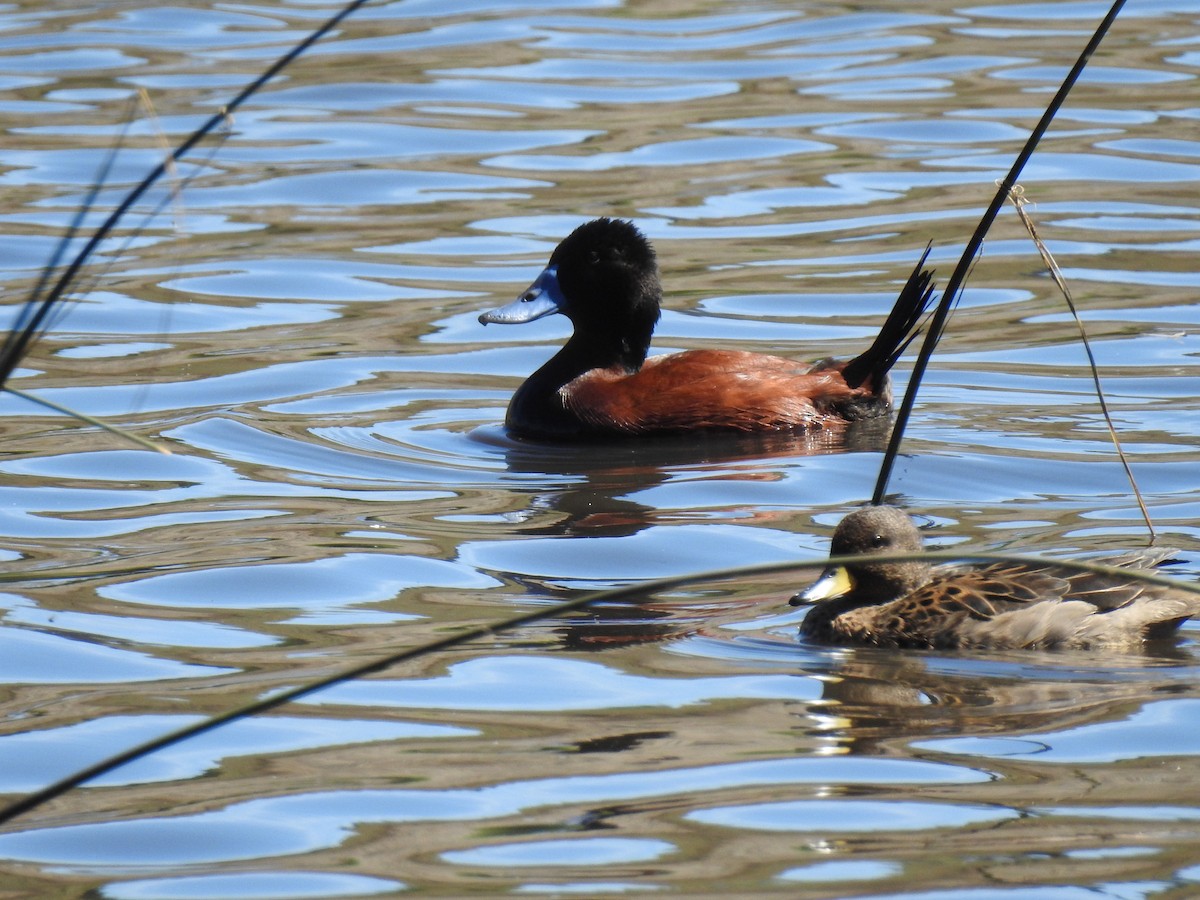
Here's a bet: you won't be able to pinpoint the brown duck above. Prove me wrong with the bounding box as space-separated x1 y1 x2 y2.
791 505 1200 650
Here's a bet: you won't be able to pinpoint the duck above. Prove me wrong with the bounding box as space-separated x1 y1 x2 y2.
791 505 1199 650
478 218 935 441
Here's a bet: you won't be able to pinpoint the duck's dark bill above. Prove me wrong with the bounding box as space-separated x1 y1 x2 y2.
478 265 564 325
790 565 854 606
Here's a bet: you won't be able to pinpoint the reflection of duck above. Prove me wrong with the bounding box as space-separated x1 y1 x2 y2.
497 425 890 539
479 218 934 441
792 505 1199 650
792 645 1196 759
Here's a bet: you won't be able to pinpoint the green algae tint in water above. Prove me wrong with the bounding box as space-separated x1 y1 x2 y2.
0 0 1200 896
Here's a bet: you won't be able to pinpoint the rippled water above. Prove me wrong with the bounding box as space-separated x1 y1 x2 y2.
2 0 1200 896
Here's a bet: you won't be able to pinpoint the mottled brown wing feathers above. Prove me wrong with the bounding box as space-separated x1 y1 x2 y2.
900 565 1073 622
904 560 1172 626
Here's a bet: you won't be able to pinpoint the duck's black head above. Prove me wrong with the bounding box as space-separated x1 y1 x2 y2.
479 218 662 371
790 505 931 607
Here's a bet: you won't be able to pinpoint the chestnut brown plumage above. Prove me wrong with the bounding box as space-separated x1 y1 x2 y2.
479 218 934 441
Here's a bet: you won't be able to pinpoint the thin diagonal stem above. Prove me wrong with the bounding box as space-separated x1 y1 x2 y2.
21 0 376 364
872 0 1129 504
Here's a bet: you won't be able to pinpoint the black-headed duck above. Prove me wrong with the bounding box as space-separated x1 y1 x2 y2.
792 505 1198 650
479 218 935 441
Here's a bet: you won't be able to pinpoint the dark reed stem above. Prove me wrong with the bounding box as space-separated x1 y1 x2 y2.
45 125 232 342
0 0 374 388
0 102 134 385
871 0 1129 505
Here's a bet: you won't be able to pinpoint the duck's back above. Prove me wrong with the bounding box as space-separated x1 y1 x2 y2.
562 349 883 435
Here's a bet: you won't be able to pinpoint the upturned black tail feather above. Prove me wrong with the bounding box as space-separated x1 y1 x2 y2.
841 244 936 390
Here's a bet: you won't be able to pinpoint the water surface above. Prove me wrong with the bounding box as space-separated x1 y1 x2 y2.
2 0 1200 896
